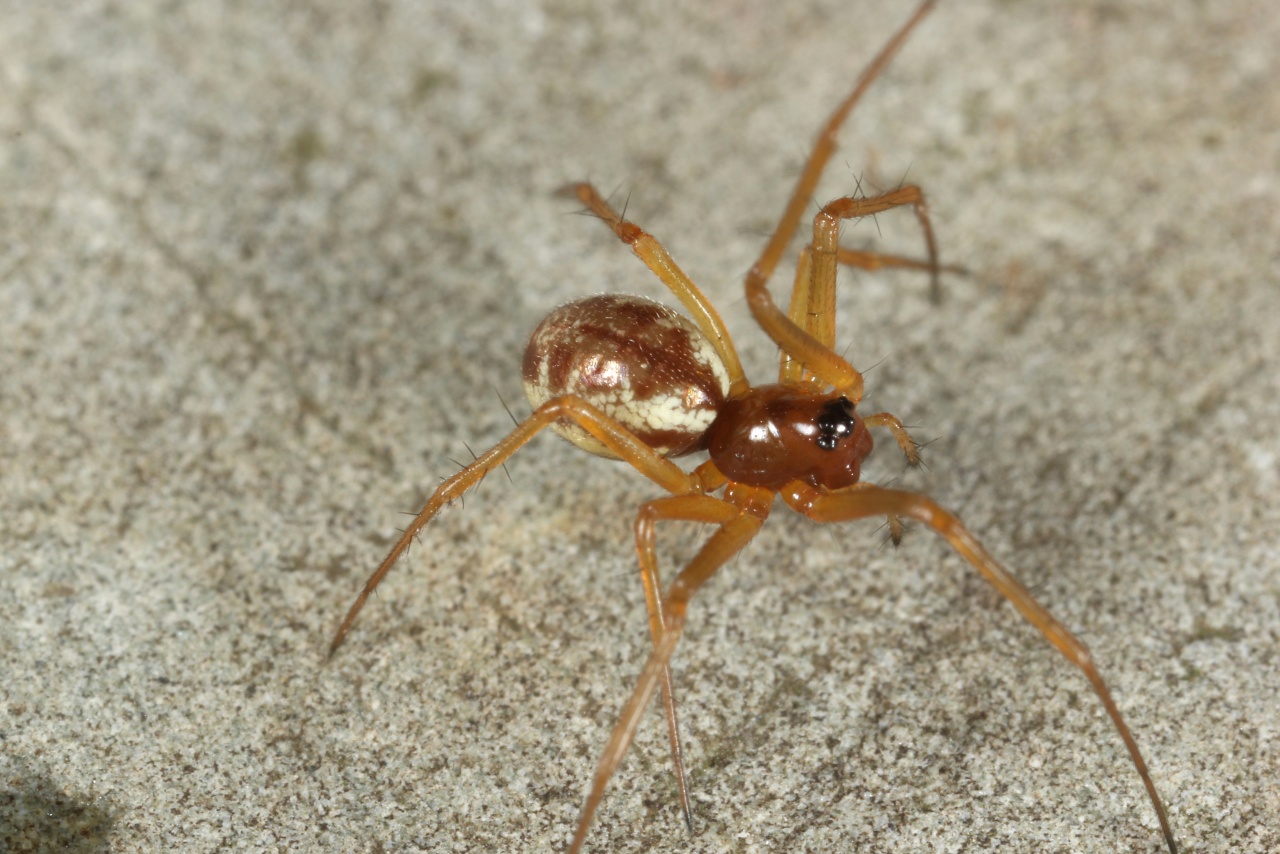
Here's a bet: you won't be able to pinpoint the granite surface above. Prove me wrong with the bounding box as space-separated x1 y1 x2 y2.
2 1 1277 852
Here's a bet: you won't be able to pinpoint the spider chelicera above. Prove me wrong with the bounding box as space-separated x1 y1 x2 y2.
329 2 1176 851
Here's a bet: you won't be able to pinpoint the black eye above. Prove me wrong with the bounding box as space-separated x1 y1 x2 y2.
815 397 856 451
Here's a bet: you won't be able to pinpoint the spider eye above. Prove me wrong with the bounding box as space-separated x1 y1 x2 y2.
815 396 856 451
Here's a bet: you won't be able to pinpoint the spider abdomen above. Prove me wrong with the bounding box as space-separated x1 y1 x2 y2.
522 294 730 458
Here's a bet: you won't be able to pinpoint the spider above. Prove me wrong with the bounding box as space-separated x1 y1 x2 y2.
329 2 1176 851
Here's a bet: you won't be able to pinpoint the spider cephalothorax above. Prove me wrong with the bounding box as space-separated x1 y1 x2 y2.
704 387 873 490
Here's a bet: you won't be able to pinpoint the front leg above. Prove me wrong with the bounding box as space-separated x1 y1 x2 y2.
780 481 1177 853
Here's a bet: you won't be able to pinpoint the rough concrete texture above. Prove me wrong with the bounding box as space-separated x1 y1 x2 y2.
1 1 1277 852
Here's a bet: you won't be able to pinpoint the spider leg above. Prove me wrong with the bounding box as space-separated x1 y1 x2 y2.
811 186 940 353
815 185 941 314
778 242 965 388
633 494 745 832
835 246 969 278
749 0 938 311
778 245 819 387
756 185 941 397
559 182 748 398
569 485 772 854
780 482 1177 854
778 243 963 388
329 395 701 655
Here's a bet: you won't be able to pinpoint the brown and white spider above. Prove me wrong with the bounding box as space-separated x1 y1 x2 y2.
330 2 1176 851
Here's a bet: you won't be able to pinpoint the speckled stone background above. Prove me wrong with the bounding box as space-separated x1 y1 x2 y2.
1 1 1277 852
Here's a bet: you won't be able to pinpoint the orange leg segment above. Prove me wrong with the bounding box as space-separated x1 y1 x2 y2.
779 244 963 387
813 186 942 315
561 182 748 398
329 396 701 655
751 185 942 399
780 482 1177 854
748 0 939 293
569 485 773 854
835 246 967 277
779 245 819 387
769 185 942 392
748 0 939 396
748 267 867 400
633 494 744 831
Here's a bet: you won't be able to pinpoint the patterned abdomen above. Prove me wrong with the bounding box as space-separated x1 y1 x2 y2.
522 294 730 458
